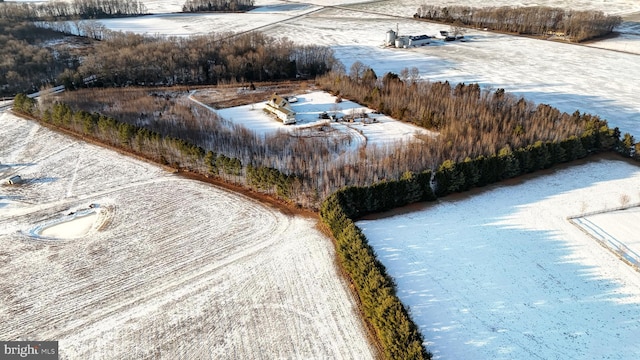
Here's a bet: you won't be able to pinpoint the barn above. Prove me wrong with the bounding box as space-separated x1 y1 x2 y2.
408 34 431 46
265 94 296 124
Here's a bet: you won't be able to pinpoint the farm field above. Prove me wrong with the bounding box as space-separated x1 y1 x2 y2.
0 112 375 359
358 159 640 359
4 0 640 358
572 207 640 270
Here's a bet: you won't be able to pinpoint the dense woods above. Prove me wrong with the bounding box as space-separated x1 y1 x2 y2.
182 0 254 13
0 19 83 96
414 5 622 42
0 0 147 21
0 23 335 95
63 31 336 87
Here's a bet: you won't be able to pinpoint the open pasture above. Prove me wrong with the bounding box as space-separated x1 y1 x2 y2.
0 112 375 359
358 159 640 359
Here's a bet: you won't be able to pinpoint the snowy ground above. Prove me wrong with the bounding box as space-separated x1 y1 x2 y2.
572 207 640 270
5 1 640 358
0 112 375 359
358 159 640 359
207 90 431 147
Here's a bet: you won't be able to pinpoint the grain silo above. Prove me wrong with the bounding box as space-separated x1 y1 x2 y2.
385 29 397 46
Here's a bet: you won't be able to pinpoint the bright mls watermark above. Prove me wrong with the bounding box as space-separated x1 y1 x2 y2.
1 342 58 360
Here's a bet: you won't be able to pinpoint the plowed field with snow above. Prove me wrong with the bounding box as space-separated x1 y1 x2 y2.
0 112 375 359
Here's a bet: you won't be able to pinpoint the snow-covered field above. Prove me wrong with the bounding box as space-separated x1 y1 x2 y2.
358 159 640 359
5 1 640 358
572 207 640 270
0 112 375 359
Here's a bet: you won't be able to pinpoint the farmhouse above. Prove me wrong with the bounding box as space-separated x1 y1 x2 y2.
264 93 296 125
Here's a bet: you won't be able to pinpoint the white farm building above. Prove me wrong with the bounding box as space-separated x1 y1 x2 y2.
265 94 296 124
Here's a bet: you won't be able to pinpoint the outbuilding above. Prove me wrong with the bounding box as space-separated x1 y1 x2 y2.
408 34 431 47
7 175 22 185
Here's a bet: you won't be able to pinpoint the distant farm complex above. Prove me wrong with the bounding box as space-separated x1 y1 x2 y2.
385 28 462 48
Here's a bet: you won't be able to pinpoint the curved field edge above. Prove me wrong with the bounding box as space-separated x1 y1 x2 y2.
0 112 377 359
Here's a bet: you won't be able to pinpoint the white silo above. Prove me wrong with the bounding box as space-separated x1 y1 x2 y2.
385 29 397 46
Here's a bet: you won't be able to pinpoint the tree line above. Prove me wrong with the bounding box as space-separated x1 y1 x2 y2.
60 31 337 87
0 0 147 21
413 5 622 42
182 0 254 13
45 73 638 206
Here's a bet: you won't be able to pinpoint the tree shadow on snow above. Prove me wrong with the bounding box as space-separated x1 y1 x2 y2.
359 160 640 359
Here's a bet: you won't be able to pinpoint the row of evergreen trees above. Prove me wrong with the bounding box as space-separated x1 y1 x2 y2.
433 132 614 197
320 190 431 359
246 165 298 199
13 94 297 200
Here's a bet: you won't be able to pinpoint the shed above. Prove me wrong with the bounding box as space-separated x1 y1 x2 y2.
408 34 431 47
7 175 22 185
